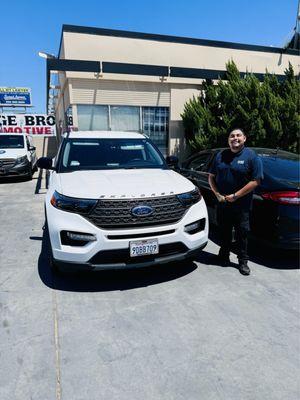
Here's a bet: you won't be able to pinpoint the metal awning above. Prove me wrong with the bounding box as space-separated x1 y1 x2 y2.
46 58 289 109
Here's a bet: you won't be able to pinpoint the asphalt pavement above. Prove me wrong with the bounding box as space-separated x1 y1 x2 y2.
0 173 299 400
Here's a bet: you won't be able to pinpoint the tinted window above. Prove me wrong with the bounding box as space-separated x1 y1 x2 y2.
60 138 166 172
0 135 24 149
187 153 211 171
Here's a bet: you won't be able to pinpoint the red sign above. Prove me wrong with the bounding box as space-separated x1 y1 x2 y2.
0 114 56 136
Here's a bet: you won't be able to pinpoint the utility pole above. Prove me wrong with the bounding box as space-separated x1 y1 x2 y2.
295 0 300 48
283 0 300 50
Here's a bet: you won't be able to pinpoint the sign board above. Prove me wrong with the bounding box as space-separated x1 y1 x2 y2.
0 87 32 106
0 114 56 136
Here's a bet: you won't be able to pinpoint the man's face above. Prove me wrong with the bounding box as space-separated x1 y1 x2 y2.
228 130 246 152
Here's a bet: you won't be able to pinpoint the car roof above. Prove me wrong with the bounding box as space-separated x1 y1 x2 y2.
63 131 145 139
185 147 299 186
253 148 299 161
190 147 298 160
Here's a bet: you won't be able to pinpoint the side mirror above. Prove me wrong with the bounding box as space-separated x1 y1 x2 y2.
166 155 179 169
37 157 54 170
29 146 36 151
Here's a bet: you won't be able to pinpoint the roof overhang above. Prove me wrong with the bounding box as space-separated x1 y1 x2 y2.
46 59 290 110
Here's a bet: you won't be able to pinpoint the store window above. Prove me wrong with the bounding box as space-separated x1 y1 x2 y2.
76 105 169 155
77 105 109 130
110 106 140 132
143 107 169 156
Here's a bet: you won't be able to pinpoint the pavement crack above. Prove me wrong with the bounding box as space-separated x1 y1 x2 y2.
52 290 62 400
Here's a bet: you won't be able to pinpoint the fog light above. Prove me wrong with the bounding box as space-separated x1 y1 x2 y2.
60 231 97 246
184 219 206 234
66 232 96 242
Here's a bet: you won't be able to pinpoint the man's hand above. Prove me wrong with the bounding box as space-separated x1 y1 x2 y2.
216 193 226 203
225 194 236 203
224 180 260 203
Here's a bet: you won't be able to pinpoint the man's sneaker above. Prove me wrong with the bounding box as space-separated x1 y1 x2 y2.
239 261 250 275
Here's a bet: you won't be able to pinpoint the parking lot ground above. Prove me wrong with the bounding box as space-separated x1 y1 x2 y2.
0 175 299 400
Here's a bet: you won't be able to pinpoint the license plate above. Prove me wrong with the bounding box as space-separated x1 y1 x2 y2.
130 239 159 257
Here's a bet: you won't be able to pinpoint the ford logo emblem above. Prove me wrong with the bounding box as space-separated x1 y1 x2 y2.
0 150 5 154
131 205 153 217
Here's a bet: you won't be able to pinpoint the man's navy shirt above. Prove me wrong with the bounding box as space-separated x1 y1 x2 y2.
209 147 263 210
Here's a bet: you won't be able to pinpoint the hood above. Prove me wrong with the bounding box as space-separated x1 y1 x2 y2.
58 169 195 199
0 148 26 159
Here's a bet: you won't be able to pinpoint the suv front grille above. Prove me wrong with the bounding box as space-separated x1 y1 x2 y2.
84 196 188 229
0 158 15 168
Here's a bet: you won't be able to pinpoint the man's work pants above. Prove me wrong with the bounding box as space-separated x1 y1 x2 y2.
217 205 250 263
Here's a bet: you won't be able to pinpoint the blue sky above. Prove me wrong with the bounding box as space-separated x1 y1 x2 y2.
1 0 298 113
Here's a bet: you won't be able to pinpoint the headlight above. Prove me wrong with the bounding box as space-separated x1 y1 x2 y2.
15 155 28 165
177 188 202 206
50 191 97 214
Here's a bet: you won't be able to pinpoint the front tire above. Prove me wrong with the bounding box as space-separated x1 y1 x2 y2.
44 217 61 275
49 245 60 274
26 164 33 180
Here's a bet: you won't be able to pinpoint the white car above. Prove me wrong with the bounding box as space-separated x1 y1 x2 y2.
38 131 208 272
0 133 37 179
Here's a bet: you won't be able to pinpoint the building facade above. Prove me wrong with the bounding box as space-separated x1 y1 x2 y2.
48 25 299 157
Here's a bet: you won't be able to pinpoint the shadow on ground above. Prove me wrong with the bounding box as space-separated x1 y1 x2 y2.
36 221 298 292
195 250 239 271
36 226 198 292
35 169 49 194
207 227 299 270
0 176 34 184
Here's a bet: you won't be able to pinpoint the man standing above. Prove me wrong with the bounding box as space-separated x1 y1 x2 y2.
208 129 263 275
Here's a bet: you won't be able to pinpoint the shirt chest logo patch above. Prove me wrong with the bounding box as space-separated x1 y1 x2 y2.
237 160 245 164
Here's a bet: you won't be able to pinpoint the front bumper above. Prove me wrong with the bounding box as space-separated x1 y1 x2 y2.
274 238 299 250
46 196 209 270
250 235 300 250
0 161 30 177
54 241 208 272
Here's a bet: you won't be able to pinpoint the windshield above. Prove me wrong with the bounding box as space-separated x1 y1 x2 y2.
59 138 166 172
0 135 24 149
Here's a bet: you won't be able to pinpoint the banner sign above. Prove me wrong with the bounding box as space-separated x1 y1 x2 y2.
0 114 56 136
0 87 32 106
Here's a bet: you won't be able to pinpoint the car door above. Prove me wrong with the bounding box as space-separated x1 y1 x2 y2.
200 151 220 224
181 150 219 224
180 152 211 179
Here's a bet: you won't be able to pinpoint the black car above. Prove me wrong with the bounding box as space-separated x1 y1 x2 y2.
180 148 300 249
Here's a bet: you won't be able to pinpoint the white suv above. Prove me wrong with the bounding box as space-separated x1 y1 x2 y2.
38 131 208 272
0 133 37 179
